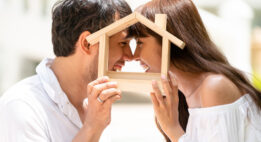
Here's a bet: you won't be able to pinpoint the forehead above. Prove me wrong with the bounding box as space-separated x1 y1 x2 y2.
110 30 130 40
128 23 149 39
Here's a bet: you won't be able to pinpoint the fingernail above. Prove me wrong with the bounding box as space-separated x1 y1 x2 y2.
161 74 167 80
109 81 118 86
152 80 157 85
83 98 88 105
103 76 109 80
168 71 173 77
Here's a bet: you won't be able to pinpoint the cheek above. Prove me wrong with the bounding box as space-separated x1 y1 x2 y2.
140 45 161 67
108 45 123 69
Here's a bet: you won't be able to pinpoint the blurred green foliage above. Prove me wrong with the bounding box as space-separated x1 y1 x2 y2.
253 71 261 91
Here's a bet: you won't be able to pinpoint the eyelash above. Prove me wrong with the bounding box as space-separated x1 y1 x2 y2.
119 42 128 47
137 41 143 45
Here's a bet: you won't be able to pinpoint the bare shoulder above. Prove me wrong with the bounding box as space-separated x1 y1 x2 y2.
199 74 242 108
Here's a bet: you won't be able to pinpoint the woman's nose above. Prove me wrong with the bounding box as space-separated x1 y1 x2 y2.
133 46 141 61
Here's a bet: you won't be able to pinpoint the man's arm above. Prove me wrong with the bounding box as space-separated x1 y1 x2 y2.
0 99 49 142
72 124 103 142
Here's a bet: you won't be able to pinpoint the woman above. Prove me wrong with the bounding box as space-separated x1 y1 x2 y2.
133 0 261 142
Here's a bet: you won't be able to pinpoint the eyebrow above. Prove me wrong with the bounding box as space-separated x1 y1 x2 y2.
124 37 132 40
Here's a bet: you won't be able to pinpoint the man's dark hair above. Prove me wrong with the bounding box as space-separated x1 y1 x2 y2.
52 0 132 57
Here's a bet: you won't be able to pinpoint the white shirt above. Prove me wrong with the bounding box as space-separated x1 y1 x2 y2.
0 58 110 142
179 94 261 142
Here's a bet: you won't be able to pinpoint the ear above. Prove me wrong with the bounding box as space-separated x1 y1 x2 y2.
79 31 91 54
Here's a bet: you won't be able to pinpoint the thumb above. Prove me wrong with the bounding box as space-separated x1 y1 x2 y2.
83 98 89 113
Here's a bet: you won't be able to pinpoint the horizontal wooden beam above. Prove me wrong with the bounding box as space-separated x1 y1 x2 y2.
107 71 161 80
110 78 163 95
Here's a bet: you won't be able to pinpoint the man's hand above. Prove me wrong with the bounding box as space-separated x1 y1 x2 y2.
73 76 121 142
84 76 121 131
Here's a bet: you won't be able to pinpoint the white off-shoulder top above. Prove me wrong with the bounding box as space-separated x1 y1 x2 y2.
179 94 261 142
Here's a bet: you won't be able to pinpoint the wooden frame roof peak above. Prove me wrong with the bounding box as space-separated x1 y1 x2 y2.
86 12 185 49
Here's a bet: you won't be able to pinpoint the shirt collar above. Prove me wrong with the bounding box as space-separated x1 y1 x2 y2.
36 58 82 128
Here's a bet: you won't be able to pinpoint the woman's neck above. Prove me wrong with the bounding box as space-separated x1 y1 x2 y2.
169 65 210 108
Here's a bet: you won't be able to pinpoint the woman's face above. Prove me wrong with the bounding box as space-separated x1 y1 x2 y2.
134 35 162 73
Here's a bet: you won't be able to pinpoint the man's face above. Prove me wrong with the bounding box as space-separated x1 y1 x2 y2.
108 30 133 71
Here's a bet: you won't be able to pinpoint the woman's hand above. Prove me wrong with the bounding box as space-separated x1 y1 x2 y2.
151 71 184 142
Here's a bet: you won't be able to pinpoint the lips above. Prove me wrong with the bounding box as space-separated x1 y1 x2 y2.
144 66 150 72
140 61 150 72
113 62 125 72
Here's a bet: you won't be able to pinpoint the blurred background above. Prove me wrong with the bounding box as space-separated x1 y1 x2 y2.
0 0 261 141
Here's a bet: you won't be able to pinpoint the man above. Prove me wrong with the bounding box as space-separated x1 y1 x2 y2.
0 0 133 141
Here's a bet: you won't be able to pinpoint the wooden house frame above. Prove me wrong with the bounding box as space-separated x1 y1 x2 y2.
86 12 185 94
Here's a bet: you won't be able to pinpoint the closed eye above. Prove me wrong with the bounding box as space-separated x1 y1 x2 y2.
136 41 143 45
119 42 128 47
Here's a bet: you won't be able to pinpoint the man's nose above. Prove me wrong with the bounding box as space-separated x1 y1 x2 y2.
122 45 134 61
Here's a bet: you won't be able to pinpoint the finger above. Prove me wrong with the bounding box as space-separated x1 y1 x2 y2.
99 88 121 102
150 92 159 108
83 98 88 109
161 75 173 103
168 71 178 88
168 71 179 100
91 81 118 98
152 80 164 105
82 98 88 114
104 95 121 106
89 76 110 86
87 76 110 93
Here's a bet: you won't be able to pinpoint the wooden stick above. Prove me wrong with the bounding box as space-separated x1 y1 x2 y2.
98 34 109 77
110 78 162 95
107 71 161 80
155 14 170 77
155 14 167 30
86 13 137 45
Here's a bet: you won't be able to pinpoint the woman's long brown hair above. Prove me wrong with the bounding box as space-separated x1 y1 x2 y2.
134 0 261 141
